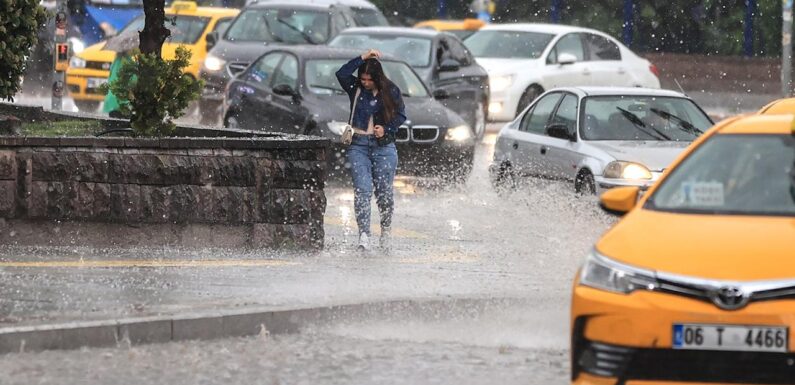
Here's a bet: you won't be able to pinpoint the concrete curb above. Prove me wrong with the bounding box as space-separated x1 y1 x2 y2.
0 297 528 355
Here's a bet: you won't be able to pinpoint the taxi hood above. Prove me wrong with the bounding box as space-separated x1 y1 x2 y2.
597 209 795 281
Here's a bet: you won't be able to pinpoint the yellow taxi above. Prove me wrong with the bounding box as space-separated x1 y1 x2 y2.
759 97 795 115
65 1 238 112
571 114 795 384
414 18 485 40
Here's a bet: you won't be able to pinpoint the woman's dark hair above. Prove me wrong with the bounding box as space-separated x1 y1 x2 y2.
358 58 398 123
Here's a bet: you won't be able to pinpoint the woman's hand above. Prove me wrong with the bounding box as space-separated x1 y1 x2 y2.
374 125 385 138
361 49 381 60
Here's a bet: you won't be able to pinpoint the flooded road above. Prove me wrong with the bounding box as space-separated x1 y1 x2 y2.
0 126 612 383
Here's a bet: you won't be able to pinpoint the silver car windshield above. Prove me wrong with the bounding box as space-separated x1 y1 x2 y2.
306 59 429 98
464 30 553 59
647 134 795 216
329 35 433 68
581 96 713 141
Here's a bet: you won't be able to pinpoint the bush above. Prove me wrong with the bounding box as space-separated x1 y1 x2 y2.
0 0 48 100
106 45 202 137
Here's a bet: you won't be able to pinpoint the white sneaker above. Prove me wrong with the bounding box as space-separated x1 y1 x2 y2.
357 232 370 251
380 227 391 251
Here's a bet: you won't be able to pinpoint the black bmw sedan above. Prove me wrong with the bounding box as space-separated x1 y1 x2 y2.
223 46 476 182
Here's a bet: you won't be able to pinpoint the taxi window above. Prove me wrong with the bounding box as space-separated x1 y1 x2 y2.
648 134 795 216
166 15 211 44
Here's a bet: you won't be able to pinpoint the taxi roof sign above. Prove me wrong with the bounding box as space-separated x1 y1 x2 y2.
170 1 197 12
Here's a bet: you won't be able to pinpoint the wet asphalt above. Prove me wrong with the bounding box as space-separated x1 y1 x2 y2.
0 118 614 383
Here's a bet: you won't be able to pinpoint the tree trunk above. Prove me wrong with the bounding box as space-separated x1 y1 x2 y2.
139 0 170 56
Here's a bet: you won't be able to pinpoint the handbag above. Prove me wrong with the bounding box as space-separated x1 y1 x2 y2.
341 88 361 146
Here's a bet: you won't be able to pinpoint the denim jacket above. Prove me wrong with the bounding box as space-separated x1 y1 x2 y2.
336 57 407 144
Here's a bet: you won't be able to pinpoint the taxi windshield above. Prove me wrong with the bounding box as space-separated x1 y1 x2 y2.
647 134 795 216
121 15 210 44
305 59 429 98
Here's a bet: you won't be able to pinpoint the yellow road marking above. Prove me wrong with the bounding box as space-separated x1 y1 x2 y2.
0 259 298 268
324 216 430 240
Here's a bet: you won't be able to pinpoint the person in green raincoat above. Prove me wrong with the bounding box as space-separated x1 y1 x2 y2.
103 50 134 118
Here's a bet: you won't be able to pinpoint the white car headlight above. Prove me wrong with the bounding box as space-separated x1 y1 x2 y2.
203 55 226 72
326 121 348 135
445 124 472 141
579 251 657 294
490 75 513 93
603 161 652 180
69 56 86 69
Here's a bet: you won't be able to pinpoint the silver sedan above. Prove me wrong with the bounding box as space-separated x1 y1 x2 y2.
489 87 714 195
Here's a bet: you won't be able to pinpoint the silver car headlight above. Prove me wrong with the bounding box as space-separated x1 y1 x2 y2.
603 161 652 180
203 55 226 72
489 75 513 93
69 56 86 69
445 124 472 141
326 121 348 136
579 250 657 294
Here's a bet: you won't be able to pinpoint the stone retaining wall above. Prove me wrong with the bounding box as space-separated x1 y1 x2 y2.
0 136 328 249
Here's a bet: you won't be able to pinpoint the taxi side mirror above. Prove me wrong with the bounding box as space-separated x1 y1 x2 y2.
599 186 640 216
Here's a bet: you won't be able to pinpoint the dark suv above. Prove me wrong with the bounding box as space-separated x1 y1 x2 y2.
198 0 388 125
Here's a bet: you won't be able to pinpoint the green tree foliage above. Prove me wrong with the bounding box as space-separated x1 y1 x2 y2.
106 46 201 137
372 0 782 57
0 0 48 100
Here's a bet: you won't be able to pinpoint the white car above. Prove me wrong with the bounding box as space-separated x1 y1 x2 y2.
489 87 714 195
464 23 661 121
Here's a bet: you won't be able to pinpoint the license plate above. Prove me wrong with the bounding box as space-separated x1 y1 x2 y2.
673 323 788 352
86 77 107 88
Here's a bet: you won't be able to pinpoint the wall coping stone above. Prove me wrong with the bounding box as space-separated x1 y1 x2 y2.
0 135 329 150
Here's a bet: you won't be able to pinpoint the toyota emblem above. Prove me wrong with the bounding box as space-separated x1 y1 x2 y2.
711 286 750 310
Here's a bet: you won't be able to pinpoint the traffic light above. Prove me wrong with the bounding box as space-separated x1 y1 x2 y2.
54 43 69 71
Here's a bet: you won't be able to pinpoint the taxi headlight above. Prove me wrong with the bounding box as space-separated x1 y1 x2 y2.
445 124 472 141
69 56 86 69
204 55 226 72
326 121 348 135
68 37 85 54
489 75 513 93
580 251 658 294
603 161 652 180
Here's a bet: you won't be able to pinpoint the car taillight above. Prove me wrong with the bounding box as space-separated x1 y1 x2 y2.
649 63 660 78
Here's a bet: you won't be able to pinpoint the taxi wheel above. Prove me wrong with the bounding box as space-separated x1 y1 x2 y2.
516 85 543 117
575 171 596 195
74 100 100 113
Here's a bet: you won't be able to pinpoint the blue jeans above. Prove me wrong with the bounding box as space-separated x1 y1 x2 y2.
347 137 398 236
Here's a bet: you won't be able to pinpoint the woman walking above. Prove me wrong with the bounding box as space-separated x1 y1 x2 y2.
336 49 407 251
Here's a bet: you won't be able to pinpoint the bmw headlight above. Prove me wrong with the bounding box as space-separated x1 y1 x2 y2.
603 161 652 180
490 75 513 93
203 55 226 72
326 121 348 135
580 250 658 294
445 124 472 141
69 56 86 69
